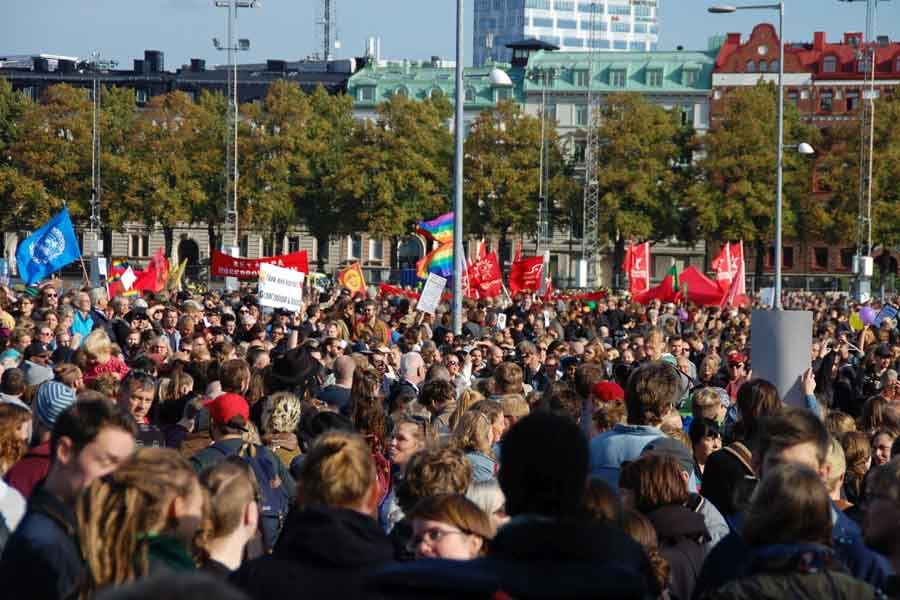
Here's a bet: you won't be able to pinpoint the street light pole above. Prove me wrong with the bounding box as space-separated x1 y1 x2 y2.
452 0 465 335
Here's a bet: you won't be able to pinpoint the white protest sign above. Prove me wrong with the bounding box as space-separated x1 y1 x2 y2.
496 313 507 330
417 273 447 315
258 263 305 313
121 267 137 291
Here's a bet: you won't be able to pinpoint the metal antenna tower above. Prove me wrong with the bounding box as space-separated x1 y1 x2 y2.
316 0 337 61
581 0 601 287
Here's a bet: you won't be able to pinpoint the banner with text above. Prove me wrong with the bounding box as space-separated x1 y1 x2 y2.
212 249 309 280
258 263 305 313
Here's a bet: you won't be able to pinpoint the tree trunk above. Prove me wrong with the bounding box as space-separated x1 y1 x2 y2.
207 222 217 285
390 235 400 272
315 234 327 273
163 226 174 258
754 239 765 283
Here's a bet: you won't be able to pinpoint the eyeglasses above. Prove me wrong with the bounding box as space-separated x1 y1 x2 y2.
43 293 57 298
40 331 53 336
407 527 470 552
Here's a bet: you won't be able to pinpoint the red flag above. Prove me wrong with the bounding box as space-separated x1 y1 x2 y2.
712 242 745 295
470 252 503 299
509 256 544 294
624 241 650 296
513 239 522 262
478 240 488 261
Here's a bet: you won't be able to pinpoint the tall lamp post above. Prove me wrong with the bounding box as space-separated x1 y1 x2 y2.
213 0 258 258
452 0 465 334
709 3 813 309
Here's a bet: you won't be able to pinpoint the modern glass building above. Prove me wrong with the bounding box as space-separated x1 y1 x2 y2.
474 0 661 66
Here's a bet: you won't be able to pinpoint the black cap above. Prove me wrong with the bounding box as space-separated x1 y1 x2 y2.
24 341 51 359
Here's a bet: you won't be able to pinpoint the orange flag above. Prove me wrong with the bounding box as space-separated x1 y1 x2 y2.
338 262 367 295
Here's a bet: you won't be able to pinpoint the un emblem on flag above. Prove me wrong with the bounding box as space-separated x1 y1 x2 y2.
29 227 66 265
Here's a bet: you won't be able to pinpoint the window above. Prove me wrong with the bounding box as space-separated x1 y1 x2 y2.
465 87 476 102
136 89 149 104
533 17 554 27
609 4 631 15
359 86 375 101
349 235 362 260
634 23 647 34
813 247 829 270
578 2 602 13
613 40 628 50
820 90 834 113
823 56 837 73
369 239 384 262
683 70 698 86
558 19 578 29
840 248 856 270
555 0 575 10
239 235 249 258
575 103 589 125
589 38 611 49
573 70 589 87
858 59 869 73
680 104 694 126
646 69 663 87
493 0 504 8
800 89 810 100
495 87 511 101
768 246 794 269
476 0 490 9
393 86 408 98
788 90 799 104
770 60 779 72
612 22 631 33
525 0 551 8
130 234 149 257
759 60 768 72
288 236 301 253
746 60 756 72
634 4 652 17
563 37 584 47
846 90 860 111
649 25 659 34
573 139 587 162
545 103 557 122
610 69 626 86
508 0 523 7
317 237 330 262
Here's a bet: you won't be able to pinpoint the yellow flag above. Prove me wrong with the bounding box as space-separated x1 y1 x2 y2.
338 262 366 295
167 259 188 291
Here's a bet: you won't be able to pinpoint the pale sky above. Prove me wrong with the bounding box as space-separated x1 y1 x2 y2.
4 0 900 69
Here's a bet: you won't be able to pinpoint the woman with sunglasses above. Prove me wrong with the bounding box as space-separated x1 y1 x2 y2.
407 494 493 560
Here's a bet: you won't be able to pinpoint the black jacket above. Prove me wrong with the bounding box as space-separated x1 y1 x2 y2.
230 505 394 600
0 485 84 600
646 506 709 600
370 516 660 599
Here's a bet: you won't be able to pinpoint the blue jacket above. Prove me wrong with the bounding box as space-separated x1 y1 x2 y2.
589 424 663 488
0 485 84 600
692 503 892 598
466 451 497 482
71 310 94 346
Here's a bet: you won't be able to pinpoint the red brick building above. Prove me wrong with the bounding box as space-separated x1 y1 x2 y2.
709 24 900 288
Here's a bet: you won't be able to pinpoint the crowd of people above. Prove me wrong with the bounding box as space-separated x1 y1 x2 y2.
0 277 898 599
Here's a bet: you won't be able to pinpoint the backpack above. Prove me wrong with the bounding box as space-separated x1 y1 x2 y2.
210 441 290 553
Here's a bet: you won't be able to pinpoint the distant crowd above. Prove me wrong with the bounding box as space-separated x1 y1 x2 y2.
0 279 899 599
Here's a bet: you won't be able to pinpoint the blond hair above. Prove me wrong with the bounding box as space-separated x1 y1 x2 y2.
449 388 485 430
298 431 374 508
82 329 112 362
77 448 200 589
199 459 260 540
692 387 723 421
453 410 495 458
266 391 302 434
825 436 846 490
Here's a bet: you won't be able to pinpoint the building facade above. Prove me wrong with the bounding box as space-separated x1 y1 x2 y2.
474 0 661 67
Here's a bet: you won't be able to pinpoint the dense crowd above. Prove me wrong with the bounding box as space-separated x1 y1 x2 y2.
0 278 899 599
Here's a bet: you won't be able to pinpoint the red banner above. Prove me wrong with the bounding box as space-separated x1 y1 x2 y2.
211 250 308 280
623 241 650 296
711 241 746 296
509 256 544 294
468 252 503 299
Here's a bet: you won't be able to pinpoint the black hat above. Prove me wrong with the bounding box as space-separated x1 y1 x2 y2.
268 347 321 392
24 341 52 359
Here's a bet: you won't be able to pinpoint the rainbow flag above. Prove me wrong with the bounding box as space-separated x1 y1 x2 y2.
417 243 453 279
415 212 454 245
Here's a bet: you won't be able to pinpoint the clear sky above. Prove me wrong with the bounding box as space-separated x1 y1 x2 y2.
4 1 900 69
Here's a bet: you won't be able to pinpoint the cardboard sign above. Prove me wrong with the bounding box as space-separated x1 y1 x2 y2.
417 273 447 315
258 263 304 313
750 310 813 408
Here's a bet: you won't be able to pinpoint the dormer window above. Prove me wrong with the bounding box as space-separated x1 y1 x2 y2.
465 87 476 102
358 86 375 102
429 87 444 99
393 86 409 98
646 69 663 87
610 69 626 87
823 56 837 73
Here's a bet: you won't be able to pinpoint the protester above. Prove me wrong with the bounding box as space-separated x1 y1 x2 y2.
0 400 137 600
452 410 497 482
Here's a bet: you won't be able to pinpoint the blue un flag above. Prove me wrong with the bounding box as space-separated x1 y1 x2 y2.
15 207 81 285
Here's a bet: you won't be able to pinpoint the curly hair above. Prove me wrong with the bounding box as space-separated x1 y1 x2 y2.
266 391 302 435
77 448 201 590
396 445 473 513
452 410 495 458
0 404 30 473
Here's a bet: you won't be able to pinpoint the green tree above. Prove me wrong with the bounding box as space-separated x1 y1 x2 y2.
184 91 228 253
688 83 819 278
464 99 574 254
0 80 42 231
591 93 687 284
817 95 900 250
333 94 453 264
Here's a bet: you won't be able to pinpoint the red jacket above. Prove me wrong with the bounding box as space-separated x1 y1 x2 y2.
5 440 52 499
83 356 130 384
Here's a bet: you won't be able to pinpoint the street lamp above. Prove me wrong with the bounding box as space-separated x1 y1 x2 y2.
213 0 258 266
452 0 464 334
709 2 791 308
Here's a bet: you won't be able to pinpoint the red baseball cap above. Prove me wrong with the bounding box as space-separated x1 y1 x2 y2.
205 392 250 426
592 381 625 403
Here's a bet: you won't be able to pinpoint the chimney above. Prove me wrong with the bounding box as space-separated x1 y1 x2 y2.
726 33 741 45
133 59 145 74
144 50 164 73
843 32 862 47
813 32 826 51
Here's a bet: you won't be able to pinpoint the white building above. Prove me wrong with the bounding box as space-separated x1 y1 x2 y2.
474 0 661 67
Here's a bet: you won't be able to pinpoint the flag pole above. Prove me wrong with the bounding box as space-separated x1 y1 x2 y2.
79 255 90 286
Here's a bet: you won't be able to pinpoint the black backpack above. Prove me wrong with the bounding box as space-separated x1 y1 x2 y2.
210 441 290 552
